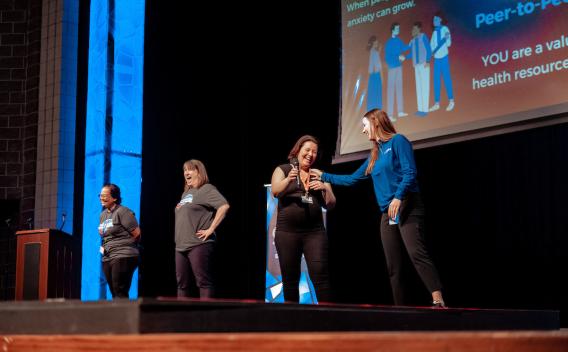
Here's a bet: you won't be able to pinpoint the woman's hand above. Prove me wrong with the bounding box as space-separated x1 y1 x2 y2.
196 228 214 241
309 179 326 191
388 198 401 220
288 166 299 183
196 203 229 241
310 169 323 180
271 167 293 198
131 227 141 241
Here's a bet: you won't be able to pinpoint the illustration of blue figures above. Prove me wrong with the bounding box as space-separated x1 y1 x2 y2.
385 22 410 121
407 22 431 117
430 11 455 112
366 36 383 111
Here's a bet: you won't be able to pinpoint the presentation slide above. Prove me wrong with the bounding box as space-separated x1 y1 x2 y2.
339 0 568 156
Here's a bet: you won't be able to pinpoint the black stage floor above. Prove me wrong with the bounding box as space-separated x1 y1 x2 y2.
0 298 560 334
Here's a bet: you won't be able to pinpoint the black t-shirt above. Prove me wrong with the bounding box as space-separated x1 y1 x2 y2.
275 163 326 233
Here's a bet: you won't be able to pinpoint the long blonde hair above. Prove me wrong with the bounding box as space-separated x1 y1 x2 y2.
364 109 397 175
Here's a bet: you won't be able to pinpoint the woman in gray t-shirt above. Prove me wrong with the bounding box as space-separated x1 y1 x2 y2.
174 159 230 299
99 184 141 298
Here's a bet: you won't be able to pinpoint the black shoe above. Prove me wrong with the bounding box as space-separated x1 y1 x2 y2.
432 299 447 308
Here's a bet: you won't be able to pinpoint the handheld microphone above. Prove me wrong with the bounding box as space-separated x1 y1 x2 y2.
290 157 300 187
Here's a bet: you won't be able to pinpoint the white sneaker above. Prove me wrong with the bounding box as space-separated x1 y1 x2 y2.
429 103 440 112
389 116 397 122
446 101 455 111
398 112 408 118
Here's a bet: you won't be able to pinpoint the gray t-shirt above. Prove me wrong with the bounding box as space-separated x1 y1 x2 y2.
99 205 140 262
174 183 228 251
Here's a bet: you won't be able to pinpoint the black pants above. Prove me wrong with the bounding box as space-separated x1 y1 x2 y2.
102 256 139 299
176 243 215 299
274 229 331 303
380 192 442 305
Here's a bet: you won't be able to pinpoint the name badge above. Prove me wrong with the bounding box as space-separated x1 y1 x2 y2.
301 194 313 204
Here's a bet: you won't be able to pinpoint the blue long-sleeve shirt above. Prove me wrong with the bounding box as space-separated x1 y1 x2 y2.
385 37 410 68
321 134 419 212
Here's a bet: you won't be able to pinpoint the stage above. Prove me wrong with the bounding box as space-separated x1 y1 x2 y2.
0 298 560 334
1 299 566 351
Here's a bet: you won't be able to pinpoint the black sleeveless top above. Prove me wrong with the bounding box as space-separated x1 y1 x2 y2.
275 163 326 233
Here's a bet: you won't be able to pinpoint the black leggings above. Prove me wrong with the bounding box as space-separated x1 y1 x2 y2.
175 243 215 299
274 229 331 303
102 256 139 299
380 192 442 305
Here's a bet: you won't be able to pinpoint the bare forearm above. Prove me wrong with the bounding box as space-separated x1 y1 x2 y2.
271 177 291 197
323 183 336 210
208 204 230 232
130 227 141 239
271 166 296 197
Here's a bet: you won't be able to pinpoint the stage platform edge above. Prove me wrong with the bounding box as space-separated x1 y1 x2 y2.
0 298 560 334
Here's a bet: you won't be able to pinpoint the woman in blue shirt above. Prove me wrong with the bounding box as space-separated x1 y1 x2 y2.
311 109 445 307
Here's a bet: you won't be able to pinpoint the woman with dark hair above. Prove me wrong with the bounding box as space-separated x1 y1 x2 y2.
367 35 383 111
175 159 230 299
98 183 141 298
270 135 336 303
311 109 446 307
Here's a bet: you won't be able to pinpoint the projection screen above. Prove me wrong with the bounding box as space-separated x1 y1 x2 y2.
337 0 568 161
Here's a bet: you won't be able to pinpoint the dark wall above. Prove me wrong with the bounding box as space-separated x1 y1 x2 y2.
328 122 568 315
414 124 568 311
0 0 41 227
141 1 341 298
141 0 567 326
0 0 42 301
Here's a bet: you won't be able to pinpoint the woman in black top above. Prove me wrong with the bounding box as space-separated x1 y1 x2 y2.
270 135 336 303
98 184 141 299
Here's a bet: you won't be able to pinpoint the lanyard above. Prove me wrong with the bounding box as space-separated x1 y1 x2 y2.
301 169 310 193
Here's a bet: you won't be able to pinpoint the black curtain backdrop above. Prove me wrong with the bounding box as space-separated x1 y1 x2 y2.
140 1 567 325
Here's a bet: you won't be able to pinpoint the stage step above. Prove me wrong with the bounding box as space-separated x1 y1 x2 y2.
2 331 568 352
0 298 560 334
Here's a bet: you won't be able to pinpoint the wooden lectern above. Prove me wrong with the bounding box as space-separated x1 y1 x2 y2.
15 229 80 300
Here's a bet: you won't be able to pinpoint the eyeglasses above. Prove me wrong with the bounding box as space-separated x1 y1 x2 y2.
98 194 111 200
